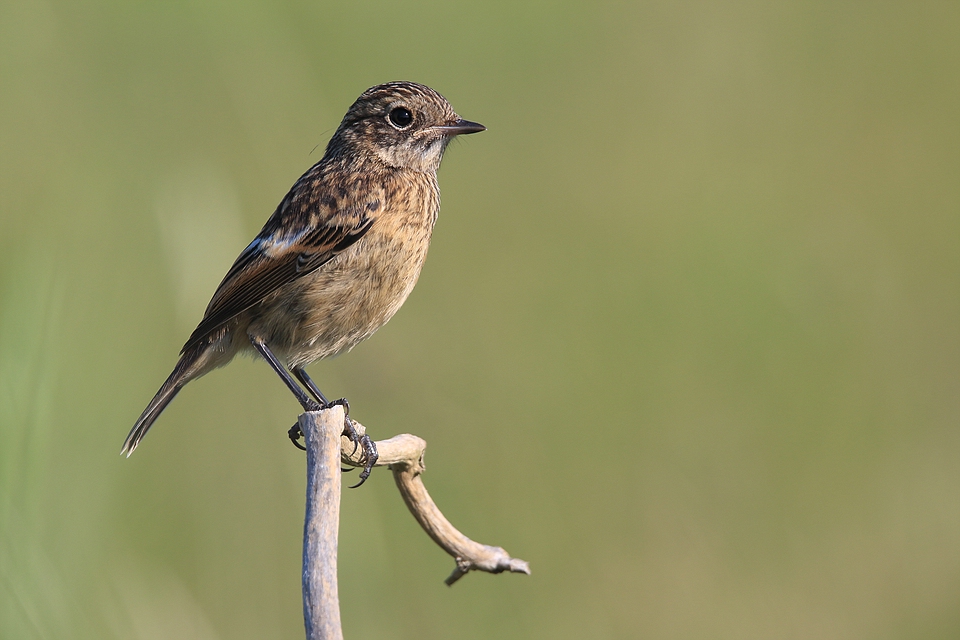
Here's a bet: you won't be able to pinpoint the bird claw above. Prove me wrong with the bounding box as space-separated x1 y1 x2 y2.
348 433 378 489
288 399 348 452
339 415 377 487
302 398 324 412
341 416 361 456
287 406 377 488
324 397 350 415
288 423 307 450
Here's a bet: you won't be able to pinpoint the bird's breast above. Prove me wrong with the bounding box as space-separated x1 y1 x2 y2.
253 175 440 367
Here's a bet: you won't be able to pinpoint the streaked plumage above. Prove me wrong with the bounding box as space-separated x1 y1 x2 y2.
122 82 484 459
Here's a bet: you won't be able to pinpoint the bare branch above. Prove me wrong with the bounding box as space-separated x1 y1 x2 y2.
300 408 344 640
297 407 530 640
340 420 531 585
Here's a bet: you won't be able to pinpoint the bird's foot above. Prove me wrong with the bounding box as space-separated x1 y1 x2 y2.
285 398 339 450
325 398 360 464
349 430 379 489
288 423 307 450
339 415 377 488
287 401 375 487
287 396 323 449
323 397 350 415
301 397 324 413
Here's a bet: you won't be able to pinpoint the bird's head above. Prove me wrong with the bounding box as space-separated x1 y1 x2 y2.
327 81 485 173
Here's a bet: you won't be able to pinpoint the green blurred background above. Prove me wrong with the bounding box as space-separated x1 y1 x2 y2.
2 1 959 638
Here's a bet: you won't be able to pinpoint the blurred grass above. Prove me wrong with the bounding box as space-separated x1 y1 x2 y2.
2 1 959 638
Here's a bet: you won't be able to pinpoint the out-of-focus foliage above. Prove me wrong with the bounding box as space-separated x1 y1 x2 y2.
2 1 958 638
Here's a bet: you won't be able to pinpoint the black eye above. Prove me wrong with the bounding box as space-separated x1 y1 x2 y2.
388 107 413 128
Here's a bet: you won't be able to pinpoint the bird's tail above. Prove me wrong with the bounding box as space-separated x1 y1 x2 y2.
121 344 209 456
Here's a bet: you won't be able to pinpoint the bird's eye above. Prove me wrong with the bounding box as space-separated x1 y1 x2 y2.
388 107 413 129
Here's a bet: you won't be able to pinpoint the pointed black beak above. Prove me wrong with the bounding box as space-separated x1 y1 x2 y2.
436 119 486 136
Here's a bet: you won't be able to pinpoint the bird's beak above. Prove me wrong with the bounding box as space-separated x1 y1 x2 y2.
436 119 486 136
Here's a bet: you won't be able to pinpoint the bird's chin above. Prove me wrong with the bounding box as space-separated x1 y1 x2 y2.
421 142 450 172
375 137 449 172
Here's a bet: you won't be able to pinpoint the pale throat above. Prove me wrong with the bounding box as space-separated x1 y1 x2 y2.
374 137 449 173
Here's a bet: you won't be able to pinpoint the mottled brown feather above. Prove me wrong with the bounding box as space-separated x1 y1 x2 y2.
123 81 482 456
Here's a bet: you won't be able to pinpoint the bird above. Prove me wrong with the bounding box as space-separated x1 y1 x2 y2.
122 81 485 484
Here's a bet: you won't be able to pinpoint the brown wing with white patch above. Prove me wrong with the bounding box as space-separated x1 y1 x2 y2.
181 176 380 353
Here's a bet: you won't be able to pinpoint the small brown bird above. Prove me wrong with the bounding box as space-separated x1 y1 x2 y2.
122 82 484 482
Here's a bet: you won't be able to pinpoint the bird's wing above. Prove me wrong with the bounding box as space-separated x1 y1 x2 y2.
180 178 379 353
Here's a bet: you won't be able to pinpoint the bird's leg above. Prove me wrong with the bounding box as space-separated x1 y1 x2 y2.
248 336 320 452
248 335 322 413
348 437 379 488
290 366 339 453
292 366 378 488
292 367 351 452
291 367 334 408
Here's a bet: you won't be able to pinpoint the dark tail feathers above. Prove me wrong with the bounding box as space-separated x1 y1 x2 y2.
121 348 204 456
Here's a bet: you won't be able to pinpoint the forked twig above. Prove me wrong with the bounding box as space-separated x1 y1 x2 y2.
298 407 529 639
